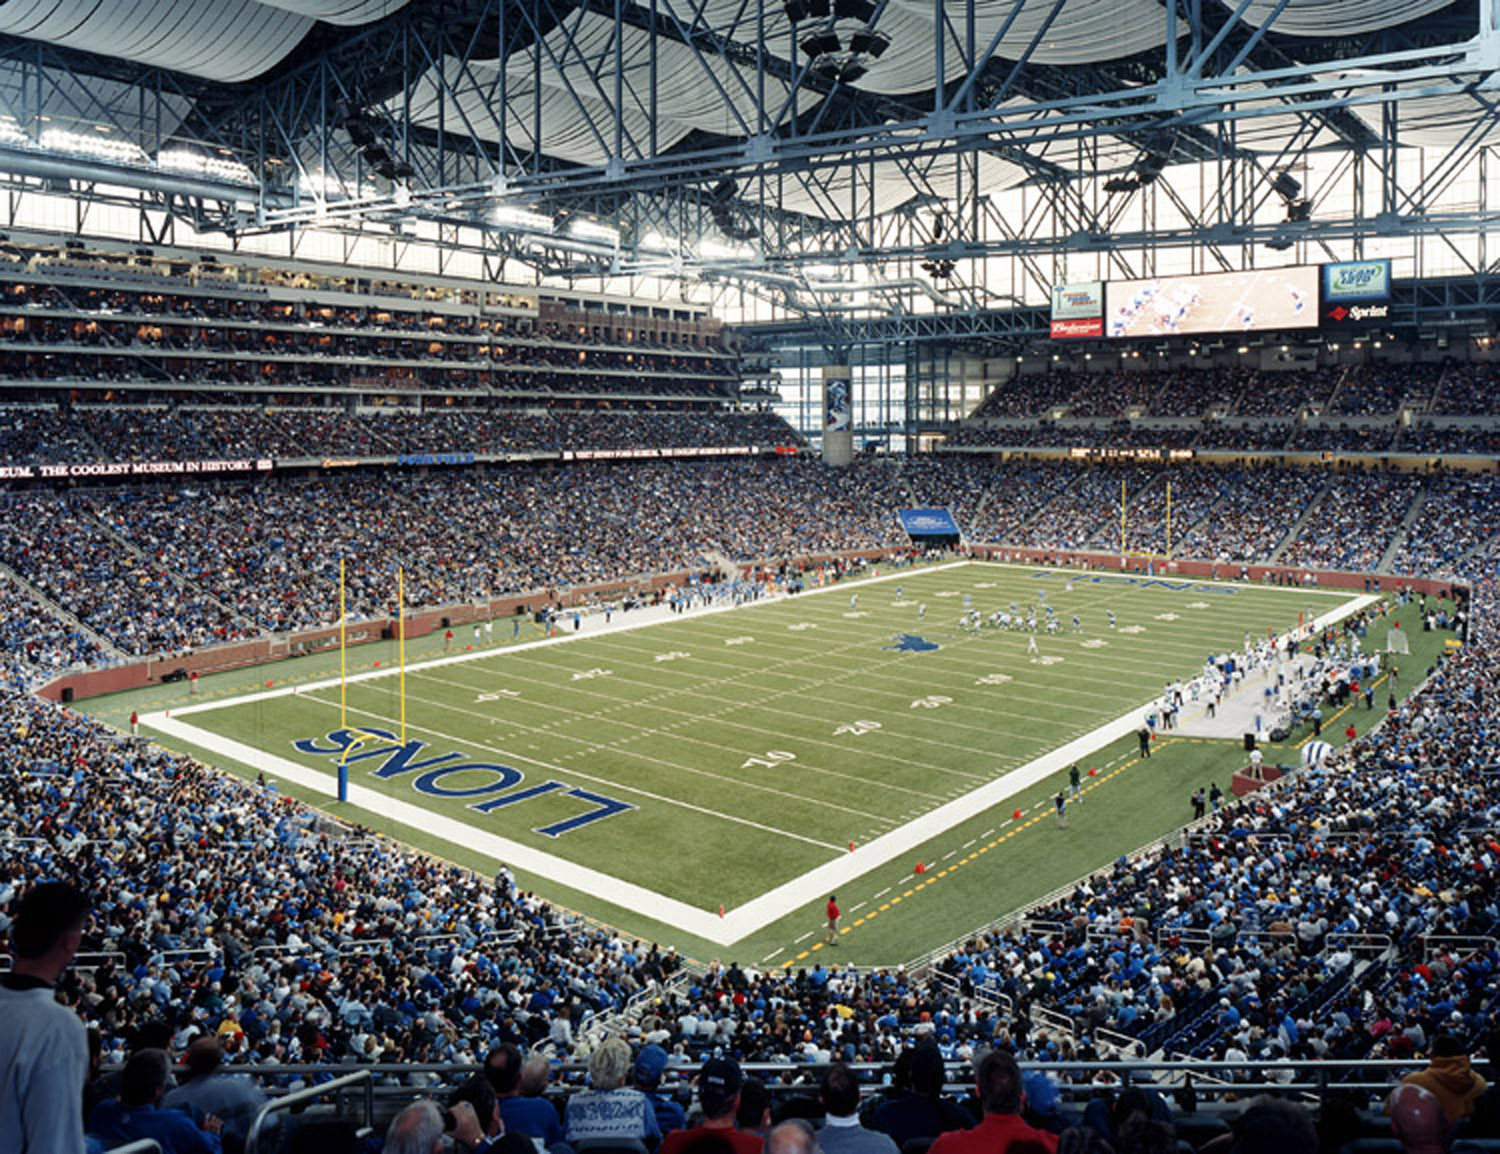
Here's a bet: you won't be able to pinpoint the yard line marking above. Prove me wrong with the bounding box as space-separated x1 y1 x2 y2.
762 949 785 963
470 635 1010 767
299 691 859 850
412 664 986 790
321 684 894 828
793 931 814 944
873 887 891 899
849 902 867 913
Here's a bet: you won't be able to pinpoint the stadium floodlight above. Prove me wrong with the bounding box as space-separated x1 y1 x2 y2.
569 218 621 245
39 127 148 166
158 149 256 185
639 230 677 253
849 30 890 56
1271 171 1302 200
783 0 810 20
698 237 755 260
834 0 876 19
493 205 554 232
801 30 842 56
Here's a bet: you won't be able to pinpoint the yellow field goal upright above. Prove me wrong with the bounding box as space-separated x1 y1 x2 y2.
1118 476 1180 564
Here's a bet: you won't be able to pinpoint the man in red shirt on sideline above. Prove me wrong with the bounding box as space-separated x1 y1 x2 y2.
826 895 841 946
928 1049 1058 1154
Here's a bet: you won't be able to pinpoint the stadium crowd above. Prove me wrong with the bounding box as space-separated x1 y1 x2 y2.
0 502 1495 1151
2 454 1496 676
2 430 1499 1152
1277 473 1427 574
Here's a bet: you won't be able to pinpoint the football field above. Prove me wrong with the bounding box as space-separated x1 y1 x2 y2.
139 561 1378 966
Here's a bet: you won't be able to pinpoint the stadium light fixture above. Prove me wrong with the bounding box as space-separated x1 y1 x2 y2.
493 205 554 232
698 237 755 260
639 230 677 253
158 149 256 185
569 218 621 245
39 127 148 165
801 30 842 56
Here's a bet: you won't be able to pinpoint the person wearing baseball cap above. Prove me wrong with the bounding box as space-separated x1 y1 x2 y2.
658 1058 762 1154
635 1044 686 1135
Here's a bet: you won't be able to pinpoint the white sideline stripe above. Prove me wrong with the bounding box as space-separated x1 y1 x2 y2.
146 711 739 940
143 571 1375 949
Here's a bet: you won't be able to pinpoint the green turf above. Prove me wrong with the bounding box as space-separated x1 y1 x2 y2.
93 562 1452 969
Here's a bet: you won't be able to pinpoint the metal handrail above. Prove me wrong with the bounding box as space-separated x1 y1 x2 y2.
1422 934 1498 962
1029 1003 1076 1038
1158 926 1211 948
1326 932 1393 955
929 969 1014 1017
244 1069 374 1154
0 950 125 972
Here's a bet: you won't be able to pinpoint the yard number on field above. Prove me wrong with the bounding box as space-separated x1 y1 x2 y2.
742 750 796 769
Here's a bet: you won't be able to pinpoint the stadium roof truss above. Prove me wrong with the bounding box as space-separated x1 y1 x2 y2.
0 0 1497 338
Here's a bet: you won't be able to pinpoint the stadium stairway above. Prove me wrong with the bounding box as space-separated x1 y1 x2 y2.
1322 364 1359 414
1011 467 1094 542
0 559 127 659
1267 473 1337 564
702 550 742 582
81 506 262 641
1375 484 1434 574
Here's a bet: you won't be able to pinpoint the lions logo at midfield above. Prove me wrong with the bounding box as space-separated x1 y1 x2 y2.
884 633 941 653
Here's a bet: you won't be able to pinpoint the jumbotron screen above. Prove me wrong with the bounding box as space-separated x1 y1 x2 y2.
1104 266 1318 338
